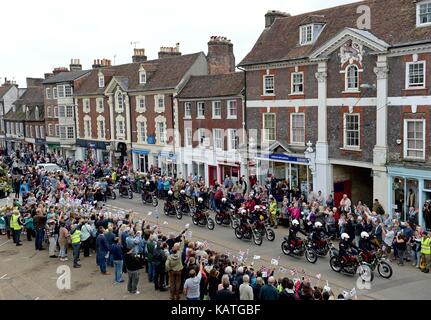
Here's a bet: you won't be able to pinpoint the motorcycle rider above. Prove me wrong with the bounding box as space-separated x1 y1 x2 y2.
196 197 206 222
165 190 175 214
239 208 250 233
311 222 327 246
142 181 152 201
119 176 130 196
339 233 359 265
288 219 307 251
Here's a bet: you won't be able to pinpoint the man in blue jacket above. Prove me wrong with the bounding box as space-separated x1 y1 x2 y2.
96 226 110 275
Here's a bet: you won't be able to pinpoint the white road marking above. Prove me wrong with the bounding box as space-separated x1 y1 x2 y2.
0 240 11 247
0 274 8 279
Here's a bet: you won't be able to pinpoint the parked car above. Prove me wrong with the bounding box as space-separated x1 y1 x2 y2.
37 163 63 173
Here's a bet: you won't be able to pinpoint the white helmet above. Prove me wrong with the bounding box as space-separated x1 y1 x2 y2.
292 219 299 226
180 190 186 194
105 176 110 179
241 209 247 214
168 190 173 196
198 197 203 203
361 231 369 239
122 176 126 179
254 205 260 211
314 222 323 228
146 181 150 186
341 233 350 240
222 198 227 203
269 195 274 199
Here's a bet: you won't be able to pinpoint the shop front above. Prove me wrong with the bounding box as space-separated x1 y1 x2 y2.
158 151 177 177
388 166 431 228
255 152 311 193
46 142 61 156
76 139 110 163
132 149 150 173
35 139 46 154
218 161 240 184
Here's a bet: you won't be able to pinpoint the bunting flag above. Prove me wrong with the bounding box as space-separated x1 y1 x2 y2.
147 212 152 216
163 221 168 225
185 223 190 229
316 274 322 280
253 255 261 260
271 258 279 266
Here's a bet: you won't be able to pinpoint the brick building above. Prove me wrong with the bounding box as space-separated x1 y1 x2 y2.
239 0 431 225
42 60 91 159
177 71 245 185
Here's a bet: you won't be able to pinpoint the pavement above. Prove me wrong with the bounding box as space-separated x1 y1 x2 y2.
0 195 430 300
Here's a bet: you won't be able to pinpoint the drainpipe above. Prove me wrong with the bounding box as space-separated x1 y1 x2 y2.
170 94 176 178
236 66 247 190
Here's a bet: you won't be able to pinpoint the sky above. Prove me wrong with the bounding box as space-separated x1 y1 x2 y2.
1 0 360 87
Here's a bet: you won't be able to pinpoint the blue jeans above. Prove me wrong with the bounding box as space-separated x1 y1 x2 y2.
412 251 421 266
113 260 124 283
72 243 81 266
398 250 405 265
35 228 45 250
14 229 22 245
147 261 156 282
97 251 107 273
108 253 114 267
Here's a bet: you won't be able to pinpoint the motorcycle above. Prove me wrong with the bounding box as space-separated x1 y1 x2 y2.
281 236 317 263
215 204 237 228
141 190 158 207
192 210 215 230
308 235 331 257
164 200 182 220
330 250 374 282
178 197 192 216
235 221 263 246
359 249 393 279
118 184 133 199
104 186 117 200
255 219 276 242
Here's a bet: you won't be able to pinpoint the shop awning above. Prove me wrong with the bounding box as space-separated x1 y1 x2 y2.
133 149 150 155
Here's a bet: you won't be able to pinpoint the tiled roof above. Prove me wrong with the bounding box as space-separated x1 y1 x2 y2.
240 0 431 66
13 87 44 106
177 72 244 99
42 70 91 84
74 52 204 96
0 84 15 99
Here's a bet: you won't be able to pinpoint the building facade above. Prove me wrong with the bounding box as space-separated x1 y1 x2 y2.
239 0 431 224
0 80 20 152
42 60 91 159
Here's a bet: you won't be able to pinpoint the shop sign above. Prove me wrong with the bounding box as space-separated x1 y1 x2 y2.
257 153 309 164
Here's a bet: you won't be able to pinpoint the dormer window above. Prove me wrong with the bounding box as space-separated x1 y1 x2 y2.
139 67 147 84
98 73 105 88
417 1 431 27
299 23 324 45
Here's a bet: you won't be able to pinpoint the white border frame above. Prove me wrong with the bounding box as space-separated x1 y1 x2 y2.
404 118 426 160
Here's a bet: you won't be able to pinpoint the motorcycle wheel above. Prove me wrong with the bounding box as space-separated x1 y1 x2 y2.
207 218 215 230
192 215 199 226
330 256 342 273
128 190 133 199
230 218 238 229
357 263 374 282
266 228 276 242
253 231 263 246
215 213 223 225
164 207 169 216
281 241 292 256
305 248 318 264
111 192 116 200
152 197 158 207
235 227 244 239
176 209 183 220
377 261 393 279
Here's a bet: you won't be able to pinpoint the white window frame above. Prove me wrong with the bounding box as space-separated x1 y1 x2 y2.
58 105 66 118
154 94 165 113
291 72 304 94
157 121 166 145
98 75 105 88
35 126 40 139
197 102 205 119
345 65 360 92
138 121 146 144
57 85 65 98
139 69 147 84
54 106 59 118
116 92 124 112
95 98 104 113
53 87 58 99
66 105 74 118
64 85 73 97
19 123 23 135
228 129 239 151
263 113 276 142
300 24 313 45
406 61 426 89
116 115 125 139
67 126 74 139
417 1 431 27
97 117 105 140
212 101 222 119
55 124 60 137
290 113 305 145
40 126 45 139
84 116 92 139
30 125 34 138
213 129 223 150
46 88 52 100
227 100 238 119
343 113 361 149
135 96 146 113
48 124 53 136
263 75 275 96
83 99 90 113
59 126 66 139
404 119 426 160
184 102 192 119
185 128 192 147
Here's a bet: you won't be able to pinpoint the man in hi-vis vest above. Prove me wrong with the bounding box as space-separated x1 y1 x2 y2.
421 231 431 274
10 209 23 246
70 224 82 268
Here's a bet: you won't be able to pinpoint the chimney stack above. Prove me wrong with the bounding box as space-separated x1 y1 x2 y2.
52 67 69 75
132 48 148 63
44 73 54 80
207 36 235 75
69 58 82 71
158 43 182 59
26 78 44 87
92 58 111 69
265 10 290 28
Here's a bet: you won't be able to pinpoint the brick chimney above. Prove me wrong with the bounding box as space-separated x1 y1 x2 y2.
207 36 235 75
44 73 54 80
265 10 290 28
26 78 44 87
132 48 147 63
53 67 69 75
69 58 82 71
158 43 182 59
92 59 111 69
